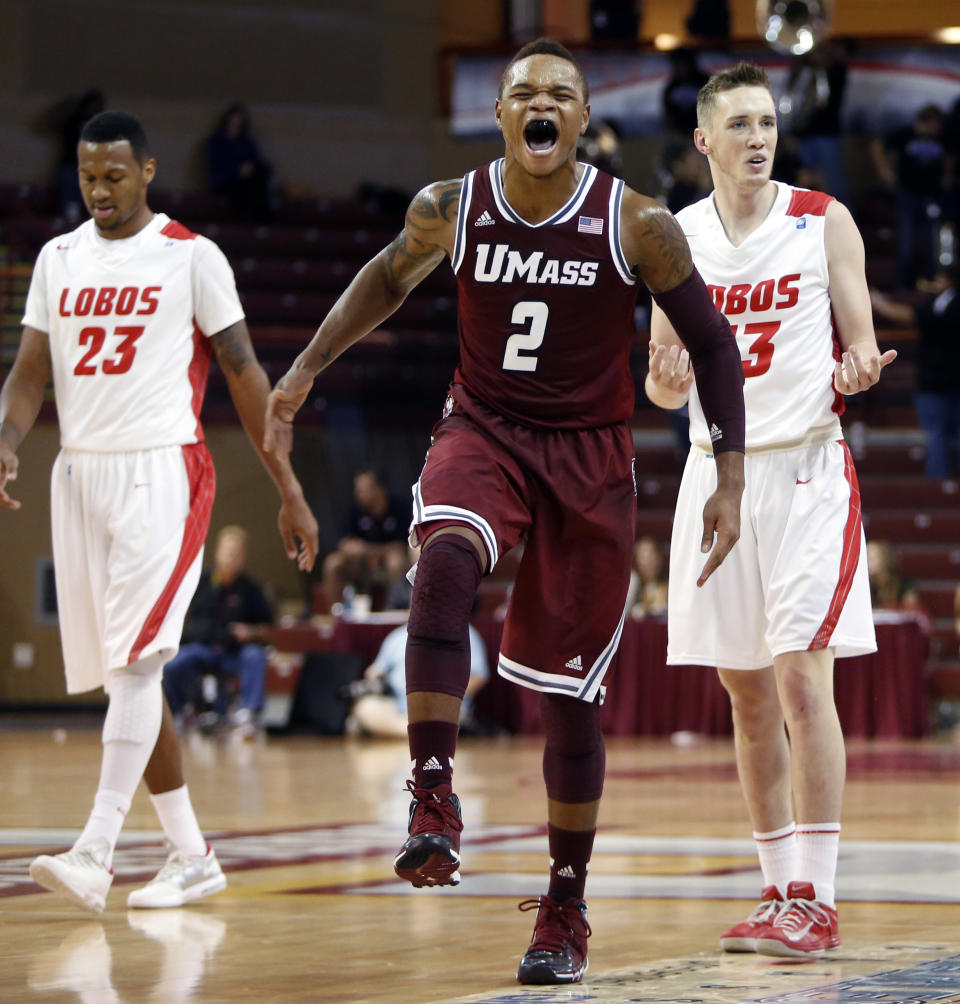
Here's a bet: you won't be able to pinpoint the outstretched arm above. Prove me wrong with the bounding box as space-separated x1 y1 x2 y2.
826 201 897 394
211 319 318 570
263 179 461 459
621 191 745 585
0 326 52 510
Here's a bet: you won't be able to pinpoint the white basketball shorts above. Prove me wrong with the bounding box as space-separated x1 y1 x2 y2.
667 439 876 670
50 444 215 693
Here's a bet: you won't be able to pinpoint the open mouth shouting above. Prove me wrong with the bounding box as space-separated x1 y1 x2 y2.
524 119 559 156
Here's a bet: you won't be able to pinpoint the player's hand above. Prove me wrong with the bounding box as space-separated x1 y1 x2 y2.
264 366 315 460
0 445 21 511
648 342 694 395
697 484 741 586
278 490 319 572
834 345 897 395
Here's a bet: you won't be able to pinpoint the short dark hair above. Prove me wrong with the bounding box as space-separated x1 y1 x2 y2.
499 37 589 103
79 111 151 163
696 62 773 128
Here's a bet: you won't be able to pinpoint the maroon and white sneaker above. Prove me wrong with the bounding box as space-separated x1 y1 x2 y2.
517 896 591 985
393 780 463 887
756 881 840 958
719 885 783 952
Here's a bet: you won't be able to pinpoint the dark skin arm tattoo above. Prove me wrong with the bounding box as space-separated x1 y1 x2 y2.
211 320 257 376
381 179 460 296
620 189 694 294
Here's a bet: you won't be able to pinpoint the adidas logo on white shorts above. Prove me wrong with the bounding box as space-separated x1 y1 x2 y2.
474 210 495 227
565 655 583 672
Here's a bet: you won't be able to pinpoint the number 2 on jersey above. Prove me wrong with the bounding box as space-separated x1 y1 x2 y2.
74 325 144 376
734 320 780 378
502 301 548 372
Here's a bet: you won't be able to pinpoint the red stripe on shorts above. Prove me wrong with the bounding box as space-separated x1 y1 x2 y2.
808 441 861 650
128 443 216 662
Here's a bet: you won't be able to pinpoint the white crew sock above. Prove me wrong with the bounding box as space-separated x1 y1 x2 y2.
754 821 797 899
150 785 207 858
796 822 841 906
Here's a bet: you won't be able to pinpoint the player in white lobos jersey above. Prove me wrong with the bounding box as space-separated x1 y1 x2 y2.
647 64 896 959
0 111 317 913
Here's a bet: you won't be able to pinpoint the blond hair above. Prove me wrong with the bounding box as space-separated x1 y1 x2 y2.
697 62 773 128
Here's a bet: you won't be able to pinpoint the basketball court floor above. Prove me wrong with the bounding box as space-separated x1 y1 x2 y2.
3 723 960 1003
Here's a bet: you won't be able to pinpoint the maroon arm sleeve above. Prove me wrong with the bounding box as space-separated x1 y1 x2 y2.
651 268 746 455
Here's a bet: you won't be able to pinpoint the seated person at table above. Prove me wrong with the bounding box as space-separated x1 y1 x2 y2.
347 601 490 739
624 536 669 619
866 540 922 612
320 468 409 611
163 525 273 735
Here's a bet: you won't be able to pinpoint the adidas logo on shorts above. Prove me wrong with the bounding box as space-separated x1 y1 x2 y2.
564 655 583 672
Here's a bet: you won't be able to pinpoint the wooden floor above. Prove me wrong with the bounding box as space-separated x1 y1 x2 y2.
3 721 960 1003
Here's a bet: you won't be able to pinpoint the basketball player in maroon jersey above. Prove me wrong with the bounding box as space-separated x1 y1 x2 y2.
265 39 745 984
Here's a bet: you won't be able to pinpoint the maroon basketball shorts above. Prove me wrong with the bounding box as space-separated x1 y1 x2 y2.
411 387 636 702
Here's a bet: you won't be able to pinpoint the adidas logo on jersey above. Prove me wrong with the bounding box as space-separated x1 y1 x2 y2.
421 755 443 771
556 864 577 879
709 423 723 442
565 655 583 672
475 210 495 227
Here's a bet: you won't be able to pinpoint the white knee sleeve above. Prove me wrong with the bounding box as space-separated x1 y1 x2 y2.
103 655 164 745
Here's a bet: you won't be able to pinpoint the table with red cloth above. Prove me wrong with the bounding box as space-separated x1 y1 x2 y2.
268 612 930 738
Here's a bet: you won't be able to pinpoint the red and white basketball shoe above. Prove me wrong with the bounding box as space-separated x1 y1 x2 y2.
755 881 840 958
719 885 783 952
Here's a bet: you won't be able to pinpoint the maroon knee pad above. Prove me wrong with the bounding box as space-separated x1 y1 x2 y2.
405 534 483 699
541 692 606 803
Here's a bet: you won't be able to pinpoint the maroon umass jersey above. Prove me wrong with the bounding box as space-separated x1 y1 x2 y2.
450 159 639 428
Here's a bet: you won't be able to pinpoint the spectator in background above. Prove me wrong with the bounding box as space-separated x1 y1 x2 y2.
662 48 710 136
46 89 106 221
382 544 417 611
778 43 850 205
660 141 711 215
577 119 623 177
870 266 960 477
625 536 669 619
321 468 410 612
206 102 274 222
871 105 953 289
346 599 490 739
866 540 922 612
163 525 274 738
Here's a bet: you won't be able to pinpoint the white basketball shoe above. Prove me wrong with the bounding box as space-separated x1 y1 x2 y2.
127 846 227 909
29 838 114 914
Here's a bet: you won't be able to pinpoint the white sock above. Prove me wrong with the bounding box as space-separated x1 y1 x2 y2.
796 823 841 906
149 785 207 858
77 788 130 868
754 821 797 899
78 661 164 868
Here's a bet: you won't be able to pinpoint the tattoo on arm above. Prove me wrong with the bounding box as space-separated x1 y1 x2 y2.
212 324 255 376
639 208 693 290
437 181 460 223
381 180 459 292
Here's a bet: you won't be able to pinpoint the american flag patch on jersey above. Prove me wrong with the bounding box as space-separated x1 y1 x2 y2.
577 215 604 235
